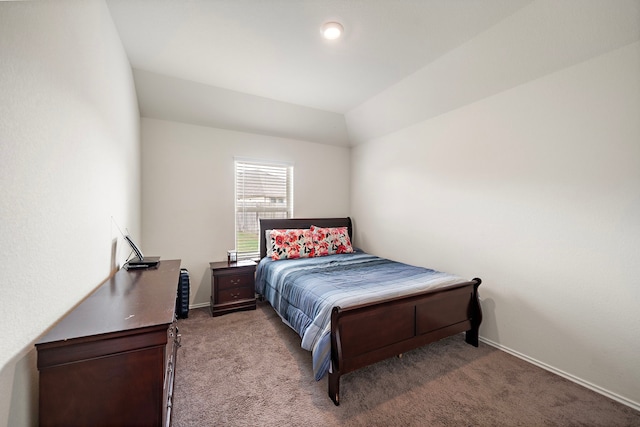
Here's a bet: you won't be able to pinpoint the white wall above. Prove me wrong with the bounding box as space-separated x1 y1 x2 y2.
351 39 640 411
141 118 350 307
133 69 351 147
346 0 640 144
0 1 140 425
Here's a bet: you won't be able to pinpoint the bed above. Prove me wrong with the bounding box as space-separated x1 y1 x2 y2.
256 217 482 405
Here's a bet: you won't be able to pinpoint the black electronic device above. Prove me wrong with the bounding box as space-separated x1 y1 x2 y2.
111 217 160 269
124 234 160 269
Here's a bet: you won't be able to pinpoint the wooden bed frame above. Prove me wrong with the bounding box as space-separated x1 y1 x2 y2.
259 217 482 406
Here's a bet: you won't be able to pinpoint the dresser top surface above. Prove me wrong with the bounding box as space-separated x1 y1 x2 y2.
37 259 181 346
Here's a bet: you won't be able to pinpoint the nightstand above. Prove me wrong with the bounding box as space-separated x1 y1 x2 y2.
210 260 257 317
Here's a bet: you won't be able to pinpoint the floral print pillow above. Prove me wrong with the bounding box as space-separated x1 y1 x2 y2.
270 228 315 260
311 225 354 256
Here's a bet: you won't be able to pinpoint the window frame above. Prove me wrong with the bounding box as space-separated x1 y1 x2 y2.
234 159 293 260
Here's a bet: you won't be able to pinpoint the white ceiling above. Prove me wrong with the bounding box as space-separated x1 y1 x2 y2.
106 0 533 114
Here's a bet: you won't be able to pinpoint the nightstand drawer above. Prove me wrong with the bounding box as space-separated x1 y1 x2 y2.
217 274 253 290
217 286 255 304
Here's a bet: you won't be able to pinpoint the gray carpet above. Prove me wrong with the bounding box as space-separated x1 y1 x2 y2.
172 303 640 426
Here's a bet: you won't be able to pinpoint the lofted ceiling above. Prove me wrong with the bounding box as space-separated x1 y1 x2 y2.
105 0 535 144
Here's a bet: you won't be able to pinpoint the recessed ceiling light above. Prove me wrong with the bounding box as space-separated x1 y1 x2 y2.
321 22 343 40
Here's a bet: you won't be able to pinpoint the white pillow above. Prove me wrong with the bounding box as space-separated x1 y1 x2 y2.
265 229 273 258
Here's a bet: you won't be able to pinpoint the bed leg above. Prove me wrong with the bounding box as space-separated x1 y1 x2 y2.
328 372 340 406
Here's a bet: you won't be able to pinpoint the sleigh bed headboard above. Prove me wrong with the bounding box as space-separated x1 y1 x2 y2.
259 217 353 259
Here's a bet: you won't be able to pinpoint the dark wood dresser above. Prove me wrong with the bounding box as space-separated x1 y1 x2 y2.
36 259 182 427
210 260 256 316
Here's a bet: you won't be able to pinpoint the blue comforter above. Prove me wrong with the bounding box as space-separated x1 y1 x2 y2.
255 252 464 380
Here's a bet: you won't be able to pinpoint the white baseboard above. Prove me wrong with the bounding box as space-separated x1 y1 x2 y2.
189 302 210 310
479 337 640 412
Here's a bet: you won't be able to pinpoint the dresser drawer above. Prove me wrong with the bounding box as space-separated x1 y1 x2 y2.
217 273 254 290
217 286 255 304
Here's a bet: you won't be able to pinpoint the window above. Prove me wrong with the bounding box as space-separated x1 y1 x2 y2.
235 160 293 259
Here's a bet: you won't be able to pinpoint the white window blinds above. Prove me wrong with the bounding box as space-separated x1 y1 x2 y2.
235 160 293 259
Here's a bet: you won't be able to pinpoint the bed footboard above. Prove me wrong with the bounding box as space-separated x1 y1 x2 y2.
328 278 482 406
